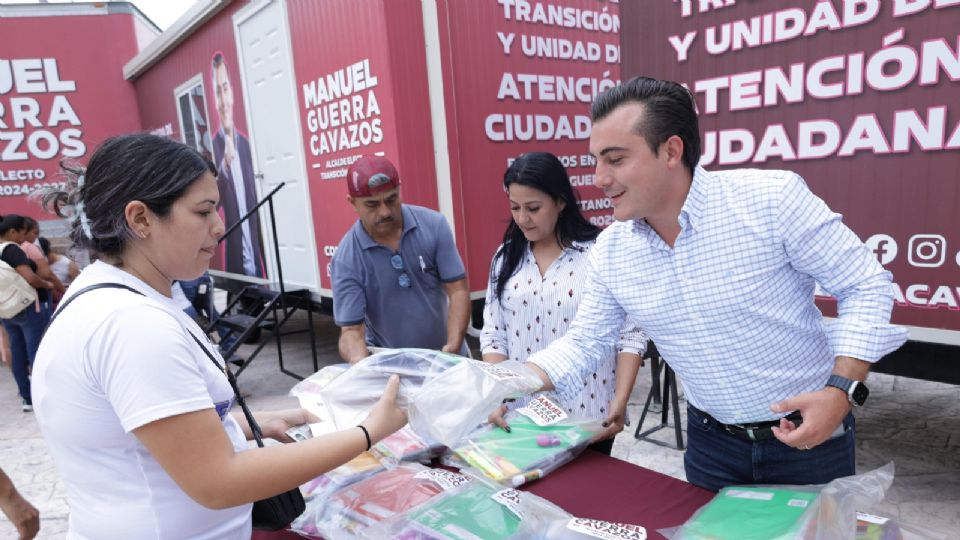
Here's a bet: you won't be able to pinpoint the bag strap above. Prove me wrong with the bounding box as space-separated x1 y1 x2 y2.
186 331 267 448
49 282 268 448
46 283 145 335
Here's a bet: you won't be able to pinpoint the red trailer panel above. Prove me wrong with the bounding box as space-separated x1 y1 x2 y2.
0 5 148 219
621 0 960 338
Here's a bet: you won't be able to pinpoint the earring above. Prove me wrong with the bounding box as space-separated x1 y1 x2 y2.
139 230 147 239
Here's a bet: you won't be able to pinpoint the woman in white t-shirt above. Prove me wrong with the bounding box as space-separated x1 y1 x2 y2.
32 134 407 539
480 152 647 455
38 236 80 289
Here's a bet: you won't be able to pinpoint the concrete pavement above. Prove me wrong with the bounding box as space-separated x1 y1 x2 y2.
1 311 957 538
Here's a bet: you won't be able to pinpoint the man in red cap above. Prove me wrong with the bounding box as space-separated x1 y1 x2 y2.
331 155 470 362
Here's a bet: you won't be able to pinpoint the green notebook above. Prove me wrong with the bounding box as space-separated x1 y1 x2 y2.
681 486 818 539
406 483 521 539
457 415 591 481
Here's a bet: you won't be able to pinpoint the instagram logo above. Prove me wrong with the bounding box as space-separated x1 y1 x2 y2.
908 234 946 268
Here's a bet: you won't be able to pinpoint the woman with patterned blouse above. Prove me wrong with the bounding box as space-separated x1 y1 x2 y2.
480 152 647 455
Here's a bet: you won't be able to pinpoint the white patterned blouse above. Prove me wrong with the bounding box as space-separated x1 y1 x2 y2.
481 240 647 418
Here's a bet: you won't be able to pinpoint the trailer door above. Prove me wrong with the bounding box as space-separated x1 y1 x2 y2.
233 0 320 292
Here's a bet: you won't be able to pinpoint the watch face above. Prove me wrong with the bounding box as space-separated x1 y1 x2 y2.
851 382 869 406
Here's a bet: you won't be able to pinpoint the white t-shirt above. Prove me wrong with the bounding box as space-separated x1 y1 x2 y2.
32 261 252 540
49 255 75 286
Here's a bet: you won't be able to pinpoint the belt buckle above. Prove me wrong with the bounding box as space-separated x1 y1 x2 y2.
728 422 759 441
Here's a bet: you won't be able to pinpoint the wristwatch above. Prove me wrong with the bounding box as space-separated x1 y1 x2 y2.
825 374 869 407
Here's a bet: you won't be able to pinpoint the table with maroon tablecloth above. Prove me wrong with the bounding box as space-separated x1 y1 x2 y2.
253 449 714 540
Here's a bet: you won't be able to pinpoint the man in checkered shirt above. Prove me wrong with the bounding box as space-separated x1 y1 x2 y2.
492 77 908 491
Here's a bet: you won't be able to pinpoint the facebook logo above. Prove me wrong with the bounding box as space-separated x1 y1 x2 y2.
865 234 897 266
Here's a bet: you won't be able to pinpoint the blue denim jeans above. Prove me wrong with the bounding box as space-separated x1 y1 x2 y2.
2 304 50 401
684 405 856 492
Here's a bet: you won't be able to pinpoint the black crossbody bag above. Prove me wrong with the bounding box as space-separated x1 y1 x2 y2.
48 283 306 531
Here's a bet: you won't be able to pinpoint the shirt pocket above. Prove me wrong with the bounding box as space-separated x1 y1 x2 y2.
415 254 443 289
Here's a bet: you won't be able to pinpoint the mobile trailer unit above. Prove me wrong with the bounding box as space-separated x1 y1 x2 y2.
124 0 621 314
620 1 960 383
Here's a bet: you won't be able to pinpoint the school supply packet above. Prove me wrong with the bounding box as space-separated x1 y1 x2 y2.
365 470 647 540
313 348 464 430
372 424 447 465
292 463 470 540
855 511 950 540
293 450 385 535
661 462 895 540
451 399 602 486
407 359 543 447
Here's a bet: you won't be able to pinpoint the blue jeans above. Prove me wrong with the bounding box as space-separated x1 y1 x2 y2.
684 405 856 492
2 304 50 401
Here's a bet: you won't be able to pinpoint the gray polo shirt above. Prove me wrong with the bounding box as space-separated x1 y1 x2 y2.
331 204 467 353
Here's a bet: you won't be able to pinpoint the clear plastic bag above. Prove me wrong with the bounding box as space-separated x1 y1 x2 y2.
660 462 895 540
513 493 649 540
289 363 350 421
372 425 447 465
365 470 647 540
451 409 602 486
316 348 464 430
298 463 470 540
407 359 544 447
855 511 951 540
363 478 525 540
290 451 385 537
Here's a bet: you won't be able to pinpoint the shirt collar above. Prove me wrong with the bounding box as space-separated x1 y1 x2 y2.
356 204 418 250
678 166 711 232
629 166 711 247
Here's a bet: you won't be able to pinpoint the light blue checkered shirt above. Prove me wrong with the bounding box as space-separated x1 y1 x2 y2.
529 167 909 424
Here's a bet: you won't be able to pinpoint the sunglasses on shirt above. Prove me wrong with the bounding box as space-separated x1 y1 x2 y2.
390 253 412 288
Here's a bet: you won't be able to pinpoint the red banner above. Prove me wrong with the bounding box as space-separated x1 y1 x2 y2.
286 0 437 289
0 14 142 219
621 0 960 332
438 0 621 292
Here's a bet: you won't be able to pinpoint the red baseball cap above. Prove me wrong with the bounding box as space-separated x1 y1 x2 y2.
346 155 400 198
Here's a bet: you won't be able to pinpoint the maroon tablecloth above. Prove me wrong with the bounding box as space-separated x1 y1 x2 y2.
526 450 714 537
253 449 713 540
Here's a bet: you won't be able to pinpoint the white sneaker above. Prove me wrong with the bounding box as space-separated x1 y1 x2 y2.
22 398 33 412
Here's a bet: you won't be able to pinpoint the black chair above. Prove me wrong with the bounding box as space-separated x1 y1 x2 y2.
633 341 685 450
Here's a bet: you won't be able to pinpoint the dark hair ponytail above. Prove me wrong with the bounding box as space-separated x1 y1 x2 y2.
491 152 599 303
40 133 215 259
0 214 28 236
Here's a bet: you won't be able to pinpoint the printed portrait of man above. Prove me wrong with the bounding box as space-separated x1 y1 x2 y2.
210 51 265 277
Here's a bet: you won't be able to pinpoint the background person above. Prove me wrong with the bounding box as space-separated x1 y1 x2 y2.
495 77 908 492
0 215 55 412
0 466 39 540
18 217 64 313
33 134 406 538
38 237 80 293
481 152 646 455
331 155 470 362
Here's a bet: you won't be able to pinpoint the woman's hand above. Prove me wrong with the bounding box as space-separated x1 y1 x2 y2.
488 403 511 433
258 409 321 443
595 398 629 442
360 375 408 444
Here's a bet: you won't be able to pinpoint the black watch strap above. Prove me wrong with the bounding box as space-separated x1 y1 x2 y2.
825 374 869 407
